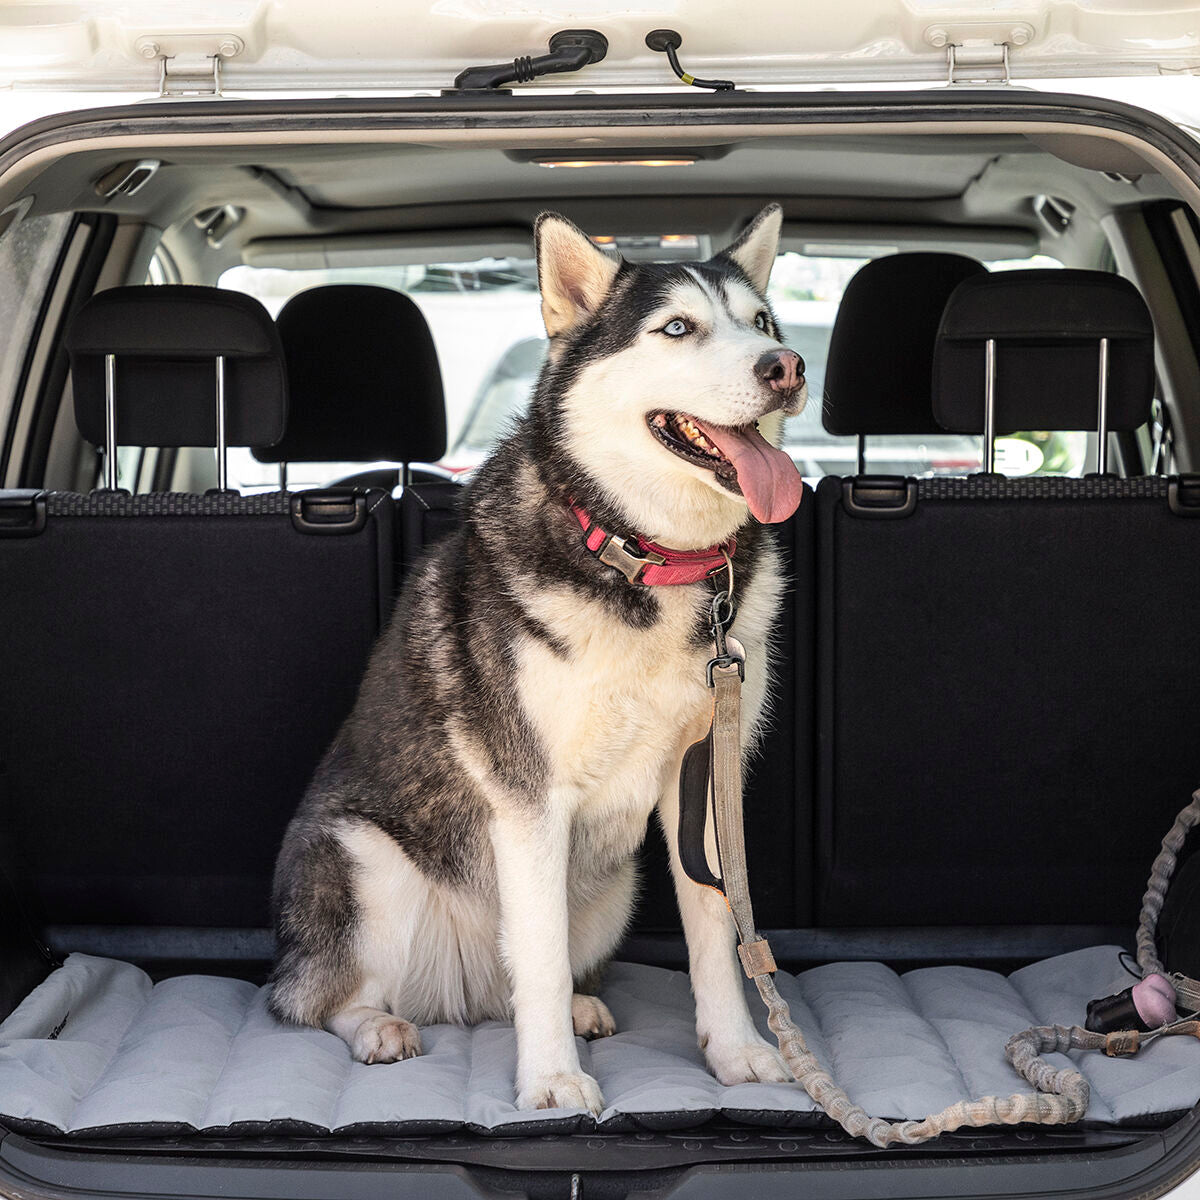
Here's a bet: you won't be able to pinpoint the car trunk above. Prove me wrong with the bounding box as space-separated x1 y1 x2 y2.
3 88 1200 1199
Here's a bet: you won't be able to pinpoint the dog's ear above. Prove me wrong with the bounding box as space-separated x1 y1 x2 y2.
720 204 783 294
535 212 621 337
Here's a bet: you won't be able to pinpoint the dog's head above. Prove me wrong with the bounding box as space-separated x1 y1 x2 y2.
532 205 806 547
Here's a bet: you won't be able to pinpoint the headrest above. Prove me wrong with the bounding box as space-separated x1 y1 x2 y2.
822 253 987 436
67 286 286 448
933 269 1155 433
253 284 447 465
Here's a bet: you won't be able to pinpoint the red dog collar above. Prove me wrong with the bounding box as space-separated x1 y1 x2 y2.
571 504 735 586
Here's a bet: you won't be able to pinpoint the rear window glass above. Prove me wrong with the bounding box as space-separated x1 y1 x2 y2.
219 246 1086 489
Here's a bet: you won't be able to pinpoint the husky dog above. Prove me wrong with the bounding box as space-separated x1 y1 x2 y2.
269 204 807 1114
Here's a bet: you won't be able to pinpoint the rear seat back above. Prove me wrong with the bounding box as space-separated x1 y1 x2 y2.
815 269 1197 929
399 478 465 577
0 285 393 931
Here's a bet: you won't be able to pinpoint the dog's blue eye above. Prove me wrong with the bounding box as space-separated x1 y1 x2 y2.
662 319 690 337
754 312 769 332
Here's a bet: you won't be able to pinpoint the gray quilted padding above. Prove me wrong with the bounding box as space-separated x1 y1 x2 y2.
2 947 1198 1137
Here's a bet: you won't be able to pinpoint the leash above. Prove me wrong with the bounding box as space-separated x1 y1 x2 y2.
679 566 1146 1148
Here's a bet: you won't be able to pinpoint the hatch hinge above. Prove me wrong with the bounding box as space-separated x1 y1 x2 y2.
925 22 1033 85
945 41 1010 85
134 35 244 97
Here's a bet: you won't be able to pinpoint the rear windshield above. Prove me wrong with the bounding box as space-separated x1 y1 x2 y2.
219 246 1082 490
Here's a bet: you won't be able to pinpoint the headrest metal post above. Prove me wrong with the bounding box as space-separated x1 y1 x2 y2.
103 353 118 490
215 354 228 493
1097 337 1110 475
402 462 412 489
279 462 288 493
856 435 866 476
983 337 997 473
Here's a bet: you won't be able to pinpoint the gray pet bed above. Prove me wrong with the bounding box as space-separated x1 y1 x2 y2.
2 947 1198 1138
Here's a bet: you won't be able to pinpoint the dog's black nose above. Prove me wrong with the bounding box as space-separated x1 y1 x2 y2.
754 349 805 394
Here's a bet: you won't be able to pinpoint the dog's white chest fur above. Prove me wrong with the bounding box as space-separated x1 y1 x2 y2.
515 551 780 850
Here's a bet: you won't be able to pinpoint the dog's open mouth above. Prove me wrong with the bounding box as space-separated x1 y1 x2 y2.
649 411 738 471
647 411 805 524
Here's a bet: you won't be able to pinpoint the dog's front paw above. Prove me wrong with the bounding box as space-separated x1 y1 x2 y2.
351 1014 423 1064
703 1036 791 1086
571 993 616 1039
518 1071 605 1115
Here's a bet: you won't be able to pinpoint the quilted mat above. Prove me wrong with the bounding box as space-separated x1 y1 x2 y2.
1 947 1198 1137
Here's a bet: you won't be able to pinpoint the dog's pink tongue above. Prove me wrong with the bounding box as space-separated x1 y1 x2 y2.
694 420 804 524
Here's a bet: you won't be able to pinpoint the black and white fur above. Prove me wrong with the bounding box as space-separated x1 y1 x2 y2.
269 205 807 1114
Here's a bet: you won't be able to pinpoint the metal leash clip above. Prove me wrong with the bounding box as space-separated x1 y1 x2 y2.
706 587 744 686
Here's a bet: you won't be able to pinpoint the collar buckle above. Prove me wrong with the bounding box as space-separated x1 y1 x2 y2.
597 534 667 584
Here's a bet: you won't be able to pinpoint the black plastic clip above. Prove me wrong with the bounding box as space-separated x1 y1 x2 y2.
452 29 608 92
842 475 918 519
290 489 368 536
0 489 47 538
1168 474 1200 517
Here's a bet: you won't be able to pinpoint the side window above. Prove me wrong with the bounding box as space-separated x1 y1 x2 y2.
146 245 180 287
0 207 72 463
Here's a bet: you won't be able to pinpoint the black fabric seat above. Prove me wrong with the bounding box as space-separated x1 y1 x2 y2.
255 284 460 575
814 269 1196 930
0 285 393 931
